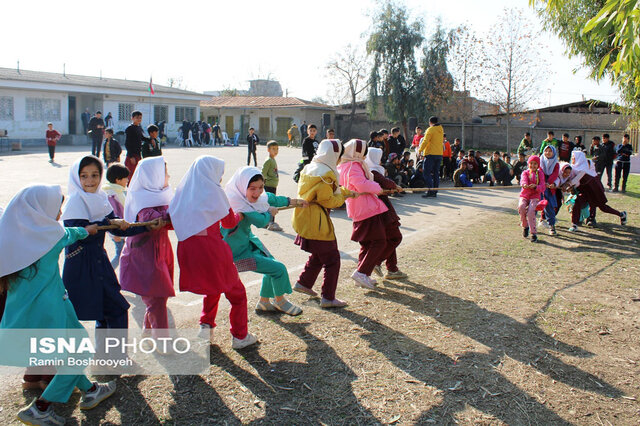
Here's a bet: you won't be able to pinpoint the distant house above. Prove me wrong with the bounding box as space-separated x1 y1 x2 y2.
0 67 205 145
200 96 335 143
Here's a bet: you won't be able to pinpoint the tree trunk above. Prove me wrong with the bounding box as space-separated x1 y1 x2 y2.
346 92 357 140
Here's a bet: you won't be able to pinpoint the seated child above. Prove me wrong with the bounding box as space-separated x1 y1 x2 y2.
453 160 473 187
512 153 528 184
410 160 426 188
486 151 512 186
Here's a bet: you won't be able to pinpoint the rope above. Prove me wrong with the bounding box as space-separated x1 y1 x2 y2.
95 219 162 231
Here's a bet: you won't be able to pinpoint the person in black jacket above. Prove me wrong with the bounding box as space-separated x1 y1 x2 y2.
88 111 105 157
602 133 616 189
293 124 318 182
246 127 259 166
181 120 191 147
614 133 634 192
124 110 149 176
141 124 162 158
388 127 406 159
589 136 607 183
102 128 122 165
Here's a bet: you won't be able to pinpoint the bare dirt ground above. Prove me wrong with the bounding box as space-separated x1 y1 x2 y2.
0 146 638 424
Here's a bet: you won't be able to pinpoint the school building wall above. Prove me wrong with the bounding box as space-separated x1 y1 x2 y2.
0 88 68 140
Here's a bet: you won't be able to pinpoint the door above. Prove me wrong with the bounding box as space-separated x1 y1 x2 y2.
225 116 234 137
259 117 270 140
68 96 76 134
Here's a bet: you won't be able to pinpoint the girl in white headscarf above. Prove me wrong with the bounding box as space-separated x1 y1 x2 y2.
565 151 627 232
119 157 174 338
222 166 307 316
0 185 116 425
337 139 389 289
169 156 257 349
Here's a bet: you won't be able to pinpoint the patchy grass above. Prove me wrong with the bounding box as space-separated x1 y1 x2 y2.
0 188 638 425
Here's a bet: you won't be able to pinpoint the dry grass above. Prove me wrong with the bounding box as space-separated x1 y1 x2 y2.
1 186 639 425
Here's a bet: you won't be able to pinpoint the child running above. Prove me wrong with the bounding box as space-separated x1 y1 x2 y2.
119 157 174 337
102 164 129 269
518 155 546 242
564 151 627 231
0 185 115 425
292 139 349 308
223 166 307 315
539 146 560 236
364 147 408 280
337 139 389 288
62 156 148 336
168 156 257 349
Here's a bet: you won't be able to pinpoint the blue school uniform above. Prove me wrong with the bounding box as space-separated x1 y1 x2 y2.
63 212 145 327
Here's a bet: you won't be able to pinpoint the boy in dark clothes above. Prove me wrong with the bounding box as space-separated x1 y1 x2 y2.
601 133 616 189
388 127 406 158
512 153 528 184
466 150 480 182
141 124 162 158
124 110 148 176
293 124 319 183
102 128 122 165
246 127 259 166
589 136 607 183
409 160 426 188
557 133 575 162
385 153 408 188
614 133 633 192
453 160 473 187
474 151 488 181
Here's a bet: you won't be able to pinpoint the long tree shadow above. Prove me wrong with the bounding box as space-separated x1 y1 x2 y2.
365 282 621 399
211 319 379 424
167 374 242 424
333 307 580 425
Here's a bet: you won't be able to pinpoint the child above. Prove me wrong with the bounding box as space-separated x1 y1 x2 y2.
453 160 473 187
141 124 162 158
411 126 423 151
456 150 466 168
512 153 528 184
475 151 488 182
565 151 627 232
409 160 426 188
539 146 560 236
292 139 349 308
124 110 148 176
518 155 546 242
103 128 122 166
246 127 259 166
614 133 633 193
486 151 512 186
385 153 407 189
62 156 148 335
466 150 480 182
168 156 258 349
337 139 389 289
365 148 407 279
223 166 307 315
103 164 130 269
262 141 283 232
405 158 416 181
0 185 115 425
293 124 319 183
119 157 174 337
45 122 61 163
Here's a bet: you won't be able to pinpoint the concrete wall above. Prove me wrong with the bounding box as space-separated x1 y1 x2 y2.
0 88 67 139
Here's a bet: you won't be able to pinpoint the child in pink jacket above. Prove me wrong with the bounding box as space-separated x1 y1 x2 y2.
518 155 546 242
337 139 388 289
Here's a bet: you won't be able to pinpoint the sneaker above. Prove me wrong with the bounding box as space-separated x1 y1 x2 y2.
612 188 619 193
586 218 596 227
266 222 283 232
17 398 65 426
549 226 557 236
620 211 627 226
537 219 549 229
320 298 348 308
79 381 117 410
373 265 383 277
351 271 375 289
531 234 538 243
232 332 258 350
568 224 578 232
523 227 529 238
293 282 318 297
384 270 408 280
48 159 53 163
197 323 214 342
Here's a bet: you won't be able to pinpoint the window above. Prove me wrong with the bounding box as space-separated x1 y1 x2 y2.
276 117 292 138
175 106 196 122
26 98 60 121
118 103 134 121
0 96 13 120
154 105 168 123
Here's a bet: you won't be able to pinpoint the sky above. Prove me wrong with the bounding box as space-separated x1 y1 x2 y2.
3 0 619 109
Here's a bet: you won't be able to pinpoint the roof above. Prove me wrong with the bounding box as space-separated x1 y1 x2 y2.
201 96 334 110
480 99 619 117
0 67 202 96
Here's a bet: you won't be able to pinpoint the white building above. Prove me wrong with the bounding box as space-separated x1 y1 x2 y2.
0 67 205 145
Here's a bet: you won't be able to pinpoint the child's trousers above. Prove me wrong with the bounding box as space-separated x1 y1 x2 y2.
358 239 387 275
141 296 169 337
518 197 539 234
542 188 558 226
42 372 92 403
254 254 292 298
200 278 248 340
297 244 341 301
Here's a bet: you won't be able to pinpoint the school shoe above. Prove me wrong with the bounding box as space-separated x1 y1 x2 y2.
255 300 277 313
568 224 578 232
79 381 117 410
620 211 627 226
530 234 538 243
351 271 376 290
537 219 549 229
197 323 214 343
232 332 258 350
373 265 383 277
320 298 348 308
549 226 557 236
293 282 318 297
17 398 65 426
48 159 53 163
266 222 283 232
586 217 597 227
272 299 303 316
385 270 408 280
522 227 529 238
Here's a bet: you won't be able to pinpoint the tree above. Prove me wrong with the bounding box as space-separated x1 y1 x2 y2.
448 25 484 148
367 0 424 139
481 8 544 154
166 76 185 89
531 0 639 118
326 44 371 139
421 20 455 119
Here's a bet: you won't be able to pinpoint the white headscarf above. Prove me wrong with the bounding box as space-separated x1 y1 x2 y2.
0 185 66 277
169 156 231 241
540 145 558 176
365 147 385 175
305 139 342 178
341 139 373 180
61 157 113 222
124 157 173 222
225 166 270 213
558 162 574 185
569 150 597 186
